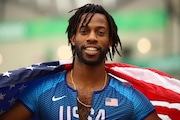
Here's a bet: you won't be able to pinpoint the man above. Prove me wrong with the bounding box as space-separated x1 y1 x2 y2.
0 4 161 120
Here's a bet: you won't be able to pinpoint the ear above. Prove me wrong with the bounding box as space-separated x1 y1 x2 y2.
70 35 75 46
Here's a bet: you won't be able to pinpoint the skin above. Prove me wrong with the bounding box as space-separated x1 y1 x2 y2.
68 13 161 120
0 13 161 120
69 13 112 119
72 13 112 66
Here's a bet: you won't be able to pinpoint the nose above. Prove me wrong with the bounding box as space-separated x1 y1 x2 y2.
87 31 97 43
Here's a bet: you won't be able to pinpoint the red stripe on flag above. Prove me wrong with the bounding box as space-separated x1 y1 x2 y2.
105 63 180 120
64 62 180 119
155 106 180 120
105 65 180 102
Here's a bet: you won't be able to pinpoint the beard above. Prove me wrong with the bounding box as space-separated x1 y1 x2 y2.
75 45 108 66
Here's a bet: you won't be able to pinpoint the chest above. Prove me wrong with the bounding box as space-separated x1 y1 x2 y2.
77 90 93 120
37 86 134 120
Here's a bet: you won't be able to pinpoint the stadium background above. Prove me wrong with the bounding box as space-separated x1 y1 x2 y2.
0 0 179 79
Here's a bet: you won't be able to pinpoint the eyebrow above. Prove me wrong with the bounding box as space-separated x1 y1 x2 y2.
80 25 107 29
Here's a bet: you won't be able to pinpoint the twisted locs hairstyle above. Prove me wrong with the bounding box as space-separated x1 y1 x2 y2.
66 4 122 61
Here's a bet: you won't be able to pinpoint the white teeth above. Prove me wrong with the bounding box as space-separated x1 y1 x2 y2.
86 47 97 51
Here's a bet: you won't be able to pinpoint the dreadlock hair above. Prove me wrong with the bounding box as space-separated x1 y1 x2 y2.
66 4 122 61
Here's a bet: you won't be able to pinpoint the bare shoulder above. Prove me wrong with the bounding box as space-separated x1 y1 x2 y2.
0 102 33 120
145 111 161 120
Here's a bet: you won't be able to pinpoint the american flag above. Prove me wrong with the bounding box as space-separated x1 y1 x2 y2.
0 60 180 120
105 98 118 107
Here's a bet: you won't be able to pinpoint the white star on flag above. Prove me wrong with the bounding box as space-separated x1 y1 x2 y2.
9 84 15 89
0 61 179 119
26 66 34 70
0 93 6 100
2 71 12 77
19 84 27 92
8 97 16 105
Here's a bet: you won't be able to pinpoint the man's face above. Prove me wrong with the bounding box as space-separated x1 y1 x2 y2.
71 13 111 66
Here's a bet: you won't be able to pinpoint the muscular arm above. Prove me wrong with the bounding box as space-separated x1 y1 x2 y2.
0 102 33 120
145 111 161 120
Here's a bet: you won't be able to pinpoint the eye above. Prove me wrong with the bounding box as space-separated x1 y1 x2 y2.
80 28 88 34
97 31 105 36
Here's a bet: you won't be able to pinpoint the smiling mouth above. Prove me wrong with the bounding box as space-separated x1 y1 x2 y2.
85 47 98 51
83 46 99 55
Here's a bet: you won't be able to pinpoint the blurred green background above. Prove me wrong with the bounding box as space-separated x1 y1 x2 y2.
0 0 180 79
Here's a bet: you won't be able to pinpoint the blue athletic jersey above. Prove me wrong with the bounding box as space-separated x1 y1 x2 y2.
18 71 155 120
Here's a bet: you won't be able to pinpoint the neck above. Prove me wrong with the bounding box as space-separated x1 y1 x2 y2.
73 57 106 71
71 69 107 89
71 59 107 88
